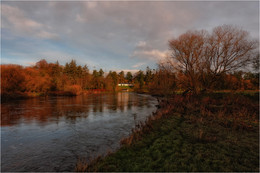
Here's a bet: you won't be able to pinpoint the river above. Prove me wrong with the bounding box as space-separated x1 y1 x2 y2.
1 92 157 172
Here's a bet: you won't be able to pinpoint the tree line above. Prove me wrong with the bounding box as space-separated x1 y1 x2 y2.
0 59 156 97
1 25 259 99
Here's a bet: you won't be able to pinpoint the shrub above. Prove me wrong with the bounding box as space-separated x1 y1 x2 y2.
64 85 82 95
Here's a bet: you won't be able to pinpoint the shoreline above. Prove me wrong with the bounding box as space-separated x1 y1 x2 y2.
75 93 259 172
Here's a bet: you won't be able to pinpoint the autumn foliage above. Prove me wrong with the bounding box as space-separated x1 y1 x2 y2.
1 59 132 99
1 65 25 95
1 58 259 100
1 26 259 100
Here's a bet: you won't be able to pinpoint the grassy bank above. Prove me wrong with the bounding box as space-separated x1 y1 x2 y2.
76 92 259 172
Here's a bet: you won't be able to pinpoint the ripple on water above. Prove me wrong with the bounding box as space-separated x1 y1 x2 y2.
1 93 157 171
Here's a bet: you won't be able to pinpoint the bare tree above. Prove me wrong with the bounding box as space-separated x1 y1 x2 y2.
203 25 257 89
168 25 257 94
251 53 259 73
169 30 207 94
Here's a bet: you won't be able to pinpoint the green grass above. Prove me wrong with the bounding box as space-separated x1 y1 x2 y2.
118 86 134 92
76 93 259 172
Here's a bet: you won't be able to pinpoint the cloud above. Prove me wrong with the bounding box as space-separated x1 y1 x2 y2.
136 41 147 48
76 14 86 23
36 31 59 39
1 4 58 40
132 49 168 61
1 1 259 71
26 62 36 66
2 4 42 30
85 1 97 9
115 69 140 74
132 62 145 68
35 51 96 67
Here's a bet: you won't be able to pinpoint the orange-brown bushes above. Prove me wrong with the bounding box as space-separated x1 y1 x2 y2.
75 159 89 172
1 65 25 93
121 93 259 147
64 84 82 95
22 67 53 94
148 69 176 96
1 60 91 99
187 94 258 131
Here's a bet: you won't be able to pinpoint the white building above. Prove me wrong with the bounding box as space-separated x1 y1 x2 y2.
118 83 134 87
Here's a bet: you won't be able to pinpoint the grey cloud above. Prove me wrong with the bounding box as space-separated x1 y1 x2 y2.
2 4 59 40
1 1 259 70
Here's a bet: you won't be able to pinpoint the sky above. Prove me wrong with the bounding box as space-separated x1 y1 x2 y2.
1 0 259 73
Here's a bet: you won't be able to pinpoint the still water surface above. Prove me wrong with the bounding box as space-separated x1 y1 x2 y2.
1 92 157 172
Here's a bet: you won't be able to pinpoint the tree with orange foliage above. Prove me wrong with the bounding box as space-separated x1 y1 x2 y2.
35 59 48 69
23 66 52 93
1 65 25 95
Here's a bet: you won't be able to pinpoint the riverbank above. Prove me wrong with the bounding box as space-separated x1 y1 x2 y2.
76 92 259 172
1 92 158 171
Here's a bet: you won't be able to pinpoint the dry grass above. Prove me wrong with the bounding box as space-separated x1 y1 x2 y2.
120 99 173 146
75 92 259 172
75 159 88 172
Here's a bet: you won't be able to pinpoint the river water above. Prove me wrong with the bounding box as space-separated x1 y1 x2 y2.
1 92 157 172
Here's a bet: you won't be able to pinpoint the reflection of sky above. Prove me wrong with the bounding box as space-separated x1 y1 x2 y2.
1 93 157 171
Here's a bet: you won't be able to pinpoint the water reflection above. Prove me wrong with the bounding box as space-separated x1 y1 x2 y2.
1 92 157 172
1 92 153 127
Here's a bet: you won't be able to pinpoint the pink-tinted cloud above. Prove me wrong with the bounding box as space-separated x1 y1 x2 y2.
1 1 259 71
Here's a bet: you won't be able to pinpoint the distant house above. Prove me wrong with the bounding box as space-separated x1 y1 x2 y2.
118 83 134 87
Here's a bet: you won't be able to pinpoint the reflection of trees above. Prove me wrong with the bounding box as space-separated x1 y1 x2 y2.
1 104 22 126
118 92 128 112
106 93 132 112
1 98 55 126
106 93 118 111
92 94 104 113
1 96 91 126
1 93 154 126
